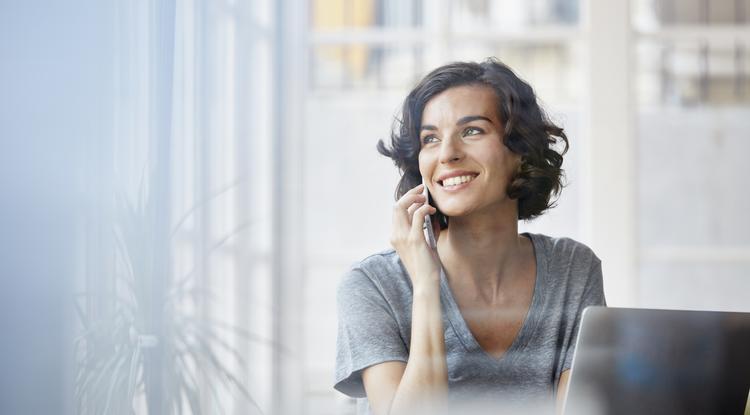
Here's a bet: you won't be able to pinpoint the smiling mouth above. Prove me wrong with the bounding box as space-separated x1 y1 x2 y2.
438 174 479 188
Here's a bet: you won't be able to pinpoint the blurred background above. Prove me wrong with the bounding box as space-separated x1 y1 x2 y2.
1 0 749 414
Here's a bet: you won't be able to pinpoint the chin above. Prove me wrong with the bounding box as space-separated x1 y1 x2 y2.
437 199 512 219
436 205 475 218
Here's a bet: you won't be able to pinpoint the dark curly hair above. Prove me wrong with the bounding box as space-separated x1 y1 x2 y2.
376 57 568 227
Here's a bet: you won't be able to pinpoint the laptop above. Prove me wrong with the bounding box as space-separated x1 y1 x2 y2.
563 307 750 415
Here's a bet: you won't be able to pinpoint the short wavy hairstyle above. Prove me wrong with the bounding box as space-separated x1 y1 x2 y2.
376 57 569 227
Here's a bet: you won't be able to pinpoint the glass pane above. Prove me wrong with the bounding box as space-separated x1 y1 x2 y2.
637 108 750 247
444 42 584 105
633 0 750 27
303 94 403 260
450 0 579 31
310 0 423 30
636 40 750 106
639 262 750 311
706 43 750 104
635 41 664 106
311 45 348 89
311 45 422 90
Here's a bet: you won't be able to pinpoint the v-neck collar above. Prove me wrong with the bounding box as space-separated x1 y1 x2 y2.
439 232 546 366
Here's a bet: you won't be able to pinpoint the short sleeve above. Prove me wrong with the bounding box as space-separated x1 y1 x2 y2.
334 268 409 398
562 258 606 371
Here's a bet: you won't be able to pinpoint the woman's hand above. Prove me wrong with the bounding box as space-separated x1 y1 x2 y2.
390 183 442 287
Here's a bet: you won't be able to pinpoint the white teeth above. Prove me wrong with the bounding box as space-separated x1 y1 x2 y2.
443 175 476 187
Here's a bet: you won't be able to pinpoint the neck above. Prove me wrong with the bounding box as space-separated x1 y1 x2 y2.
437 203 527 304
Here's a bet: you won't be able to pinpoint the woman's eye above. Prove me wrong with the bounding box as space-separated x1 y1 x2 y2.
422 135 438 144
463 127 482 137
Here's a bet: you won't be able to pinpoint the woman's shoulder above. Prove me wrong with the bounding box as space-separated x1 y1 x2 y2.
527 233 601 286
527 232 600 264
528 233 604 303
337 248 411 295
353 248 400 270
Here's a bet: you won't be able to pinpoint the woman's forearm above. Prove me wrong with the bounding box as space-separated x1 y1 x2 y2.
389 277 448 414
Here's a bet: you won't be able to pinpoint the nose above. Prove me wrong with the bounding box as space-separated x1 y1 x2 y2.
438 135 464 164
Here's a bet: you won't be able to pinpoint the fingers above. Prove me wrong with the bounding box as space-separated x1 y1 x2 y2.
391 184 437 248
393 184 426 227
406 201 421 217
410 203 437 237
395 183 426 210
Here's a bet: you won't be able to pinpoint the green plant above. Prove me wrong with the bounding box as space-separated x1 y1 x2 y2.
74 187 266 414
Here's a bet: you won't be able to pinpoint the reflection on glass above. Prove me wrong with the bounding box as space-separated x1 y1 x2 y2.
637 41 750 106
450 0 579 30
637 106 750 246
633 0 750 27
310 0 423 29
445 42 582 105
311 45 421 90
311 41 581 101
639 263 750 311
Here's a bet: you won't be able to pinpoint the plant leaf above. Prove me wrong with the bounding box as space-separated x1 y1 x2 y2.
103 348 131 415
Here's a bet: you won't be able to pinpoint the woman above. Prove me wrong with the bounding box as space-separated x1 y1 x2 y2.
334 58 606 415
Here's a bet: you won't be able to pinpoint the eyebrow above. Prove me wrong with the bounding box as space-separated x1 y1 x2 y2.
420 115 493 132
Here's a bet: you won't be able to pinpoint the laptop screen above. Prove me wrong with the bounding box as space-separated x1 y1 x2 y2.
564 307 750 415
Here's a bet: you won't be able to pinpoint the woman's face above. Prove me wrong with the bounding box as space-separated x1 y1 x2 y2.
418 84 521 219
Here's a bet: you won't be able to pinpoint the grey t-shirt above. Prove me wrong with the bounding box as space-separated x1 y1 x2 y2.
334 233 606 413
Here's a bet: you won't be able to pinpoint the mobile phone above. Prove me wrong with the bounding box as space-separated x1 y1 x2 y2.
422 180 437 249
